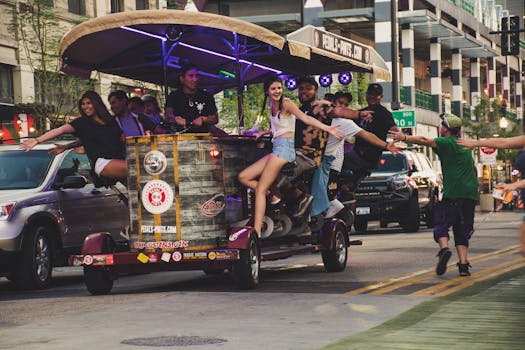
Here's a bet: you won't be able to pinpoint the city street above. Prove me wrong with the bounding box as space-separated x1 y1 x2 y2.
1 209 524 350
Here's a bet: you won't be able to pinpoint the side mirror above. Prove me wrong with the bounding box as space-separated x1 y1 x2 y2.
54 175 87 189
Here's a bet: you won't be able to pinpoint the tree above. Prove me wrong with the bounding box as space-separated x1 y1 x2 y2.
9 0 92 133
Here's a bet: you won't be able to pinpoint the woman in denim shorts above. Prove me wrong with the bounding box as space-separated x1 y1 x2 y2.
238 76 344 237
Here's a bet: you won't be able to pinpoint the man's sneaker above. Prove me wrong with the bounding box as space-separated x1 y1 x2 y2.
457 262 471 276
293 194 313 217
324 199 345 218
436 248 452 275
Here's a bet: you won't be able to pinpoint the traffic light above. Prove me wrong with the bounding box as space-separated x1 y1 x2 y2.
501 16 520 56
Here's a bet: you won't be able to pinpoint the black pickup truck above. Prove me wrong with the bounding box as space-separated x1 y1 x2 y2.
353 150 442 233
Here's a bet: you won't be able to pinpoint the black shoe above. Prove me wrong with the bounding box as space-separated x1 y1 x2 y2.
436 248 452 276
293 194 313 218
457 262 471 276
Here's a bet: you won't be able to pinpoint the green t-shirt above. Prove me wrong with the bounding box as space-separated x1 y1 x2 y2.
434 136 479 201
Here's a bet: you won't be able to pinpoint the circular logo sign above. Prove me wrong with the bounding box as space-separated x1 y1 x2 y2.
201 193 225 217
144 150 167 176
83 255 93 266
172 251 182 262
141 180 174 214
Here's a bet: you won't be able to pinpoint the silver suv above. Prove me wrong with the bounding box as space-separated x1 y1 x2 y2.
0 143 129 289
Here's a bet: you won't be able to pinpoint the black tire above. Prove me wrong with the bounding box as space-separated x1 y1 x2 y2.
353 217 368 233
232 233 260 289
84 266 114 295
401 194 420 232
322 225 348 272
12 225 53 289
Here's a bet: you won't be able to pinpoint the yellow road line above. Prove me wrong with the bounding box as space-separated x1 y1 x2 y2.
414 257 525 296
435 259 525 297
345 245 520 295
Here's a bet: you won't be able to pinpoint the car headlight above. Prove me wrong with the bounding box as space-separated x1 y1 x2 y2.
392 176 408 190
0 202 16 221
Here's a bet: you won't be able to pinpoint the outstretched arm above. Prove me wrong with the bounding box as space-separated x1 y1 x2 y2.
284 100 345 139
356 130 402 154
20 124 75 151
457 135 525 149
389 130 437 148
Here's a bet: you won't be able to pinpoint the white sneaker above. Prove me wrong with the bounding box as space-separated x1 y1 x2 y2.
324 199 345 218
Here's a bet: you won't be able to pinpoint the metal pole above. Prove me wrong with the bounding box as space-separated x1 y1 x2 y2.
390 0 401 110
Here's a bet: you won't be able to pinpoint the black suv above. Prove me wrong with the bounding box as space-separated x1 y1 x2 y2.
353 150 441 233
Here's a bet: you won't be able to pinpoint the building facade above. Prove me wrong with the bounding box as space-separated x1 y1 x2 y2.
0 0 523 147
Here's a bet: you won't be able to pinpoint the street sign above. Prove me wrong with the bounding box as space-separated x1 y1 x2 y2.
392 110 415 128
480 147 498 165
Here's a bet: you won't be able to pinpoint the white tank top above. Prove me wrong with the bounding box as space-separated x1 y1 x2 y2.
270 111 296 138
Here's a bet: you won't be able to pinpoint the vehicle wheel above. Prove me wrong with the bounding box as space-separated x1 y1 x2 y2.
322 226 348 272
401 194 420 232
12 225 53 289
426 192 438 228
84 266 114 295
232 232 260 289
353 217 368 233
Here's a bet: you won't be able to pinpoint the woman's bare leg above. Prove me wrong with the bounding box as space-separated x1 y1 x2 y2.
253 155 288 236
100 159 127 179
238 155 271 190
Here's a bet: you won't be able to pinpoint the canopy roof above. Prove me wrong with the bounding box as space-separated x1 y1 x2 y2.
59 10 391 89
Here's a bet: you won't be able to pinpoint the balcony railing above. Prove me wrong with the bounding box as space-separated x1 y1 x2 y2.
415 89 434 111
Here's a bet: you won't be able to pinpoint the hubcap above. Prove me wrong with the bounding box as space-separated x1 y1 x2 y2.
35 234 50 282
335 231 346 265
249 241 259 281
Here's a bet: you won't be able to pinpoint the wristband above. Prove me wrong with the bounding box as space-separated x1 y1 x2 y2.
404 134 408 142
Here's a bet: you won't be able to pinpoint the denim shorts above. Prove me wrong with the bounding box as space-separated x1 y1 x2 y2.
272 137 295 162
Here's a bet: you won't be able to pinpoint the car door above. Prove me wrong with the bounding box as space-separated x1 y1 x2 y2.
56 151 128 249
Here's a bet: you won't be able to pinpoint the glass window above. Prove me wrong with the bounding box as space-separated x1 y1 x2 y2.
57 151 92 184
68 0 86 15
136 0 149 10
0 65 14 105
0 150 53 190
111 0 124 13
376 153 408 173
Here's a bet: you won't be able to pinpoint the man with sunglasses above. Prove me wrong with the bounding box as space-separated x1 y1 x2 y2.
339 83 399 198
389 114 478 277
165 64 218 133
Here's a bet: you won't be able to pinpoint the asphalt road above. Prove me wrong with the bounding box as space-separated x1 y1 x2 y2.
0 209 522 350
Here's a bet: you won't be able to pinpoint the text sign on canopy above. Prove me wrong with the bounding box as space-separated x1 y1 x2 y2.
312 29 371 65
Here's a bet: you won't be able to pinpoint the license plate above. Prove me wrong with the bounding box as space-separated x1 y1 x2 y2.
356 207 370 215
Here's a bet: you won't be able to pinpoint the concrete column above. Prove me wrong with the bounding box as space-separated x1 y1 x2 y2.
451 50 462 117
430 38 442 113
12 64 35 105
374 0 394 103
470 58 481 121
303 0 324 27
517 59 523 120
401 24 415 107
502 57 510 105
487 57 496 99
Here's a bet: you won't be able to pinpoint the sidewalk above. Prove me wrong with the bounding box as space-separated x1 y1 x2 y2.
321 266 525 350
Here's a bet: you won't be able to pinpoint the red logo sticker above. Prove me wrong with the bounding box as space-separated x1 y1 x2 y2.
172 251 182 262
83 255 93 265
201 193 225 217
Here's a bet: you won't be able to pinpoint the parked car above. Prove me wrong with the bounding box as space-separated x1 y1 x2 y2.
353 150 441 233
0 143 129 289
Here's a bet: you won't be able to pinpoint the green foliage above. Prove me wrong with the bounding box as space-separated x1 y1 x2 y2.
9 0 91 131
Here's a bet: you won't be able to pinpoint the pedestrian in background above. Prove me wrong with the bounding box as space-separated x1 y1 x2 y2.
458 133 525 256
391 114 478 276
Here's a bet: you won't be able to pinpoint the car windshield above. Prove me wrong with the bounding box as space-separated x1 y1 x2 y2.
0 150 53 190
375 153 408 172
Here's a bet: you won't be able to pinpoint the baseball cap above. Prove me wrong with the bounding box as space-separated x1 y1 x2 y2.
334 91 352 103
141 94 157 104
440 113 462 129
297 76 319 90
366 83 383 96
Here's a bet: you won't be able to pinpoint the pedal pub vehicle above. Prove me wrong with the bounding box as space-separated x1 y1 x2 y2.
60 10 391 294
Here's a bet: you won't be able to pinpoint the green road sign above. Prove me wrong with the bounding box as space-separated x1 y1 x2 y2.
392 110 415 128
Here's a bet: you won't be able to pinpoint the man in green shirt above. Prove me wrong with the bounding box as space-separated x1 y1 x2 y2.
390 114 478 276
